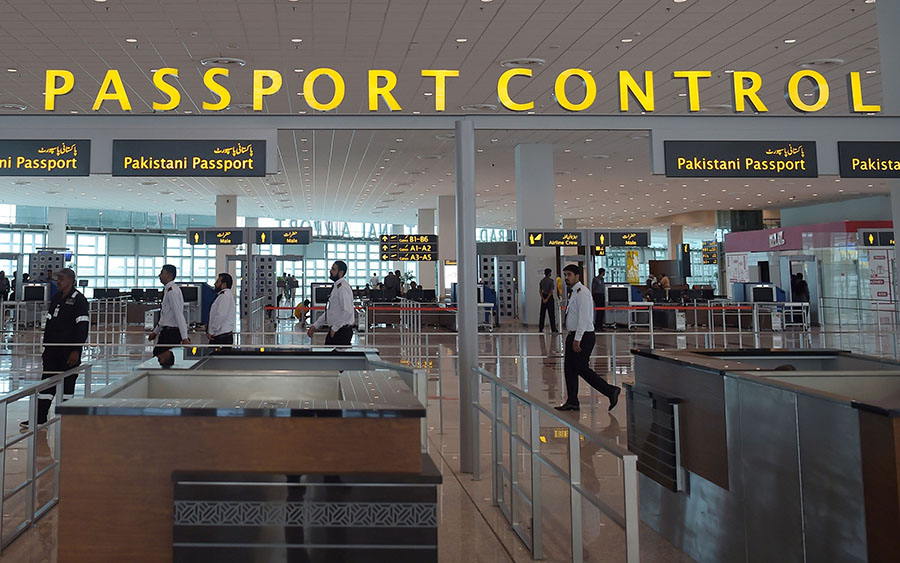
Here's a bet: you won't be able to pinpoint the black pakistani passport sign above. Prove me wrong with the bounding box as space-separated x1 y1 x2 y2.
0 139 90 176
838 142 900 178
665 140 817 178
112 140 265 176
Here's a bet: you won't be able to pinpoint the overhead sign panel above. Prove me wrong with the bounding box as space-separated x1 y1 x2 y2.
380 234 438 261
0 140 90 176
255 228 312 245
526 231 582 247
664 140 817 178
113 140 265 177
838 142 900 178
859 230 894 248
702 240 719 264
591 245 606 256
187 229 244 245
595 231 651 247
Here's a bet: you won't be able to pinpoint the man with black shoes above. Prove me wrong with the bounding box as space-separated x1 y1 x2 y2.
555 264 621 413
148 264 190 366
538 268 558 332
20 268 89 430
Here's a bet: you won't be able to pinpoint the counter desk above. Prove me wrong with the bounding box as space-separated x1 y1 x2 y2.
56 348 436 562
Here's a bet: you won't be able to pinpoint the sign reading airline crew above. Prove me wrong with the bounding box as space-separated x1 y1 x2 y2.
380 234 438 261
0 140 90 176
187 229 244 245
526 231 582 247
665 141 818 178
112 140 265 177
838 142 900 178
255 228 312 245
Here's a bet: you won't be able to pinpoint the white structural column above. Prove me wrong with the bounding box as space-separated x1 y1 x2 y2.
879 1 900 294
438 195 457 295
454 119 477 474
47 207 67 249
215 195 237 278
668 225 683 260
417 208 437 290
515 144 557 326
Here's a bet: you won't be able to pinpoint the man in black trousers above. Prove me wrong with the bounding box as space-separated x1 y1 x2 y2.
21 268 89 429
555 264 620 412
538 268 558 332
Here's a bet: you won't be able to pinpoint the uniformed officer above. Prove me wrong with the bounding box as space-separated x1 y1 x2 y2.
148 264 190 366
307 260 355 345
206 272 236 347
555 264 621 412
21 268 89 429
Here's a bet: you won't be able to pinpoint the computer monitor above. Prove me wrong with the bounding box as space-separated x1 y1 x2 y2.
607 286 630 303
700 288 714 300
368 289 384 302
669 289 684 302
314 286 332 303
752 285 774 303
143 288 160 301
24 285 48 301
406 288 424 301
180 285 199 303
422 289 436 302
131 288 144 301
686 289 701 300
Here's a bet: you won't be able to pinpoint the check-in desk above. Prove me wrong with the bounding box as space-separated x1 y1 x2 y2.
56 349 436 563
628 348 900 563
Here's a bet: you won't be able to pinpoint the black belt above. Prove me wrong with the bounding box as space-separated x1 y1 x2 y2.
161 326 179 330
211 331 233 338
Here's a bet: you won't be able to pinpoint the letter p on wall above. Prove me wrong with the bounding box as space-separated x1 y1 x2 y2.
45 70 75 111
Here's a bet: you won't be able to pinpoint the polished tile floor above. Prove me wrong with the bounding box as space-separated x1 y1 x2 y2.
1 318 897 561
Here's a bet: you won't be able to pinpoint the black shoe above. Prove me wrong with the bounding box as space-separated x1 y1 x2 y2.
608 387 621 411
554 403 580 411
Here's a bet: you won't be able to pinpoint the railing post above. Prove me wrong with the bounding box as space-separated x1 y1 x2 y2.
623 454 641 563
492 379 502 505
530 404 544 559
509 395 519 529
568 428 583 562
472 367 481 483
0 400 7 542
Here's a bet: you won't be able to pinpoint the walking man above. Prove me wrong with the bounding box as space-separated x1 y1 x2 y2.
555 264 621 412
21 268 89 429
148 264 190 367
207 272 236 348
307 260 355 346
538 268 558 332
591 267 606 330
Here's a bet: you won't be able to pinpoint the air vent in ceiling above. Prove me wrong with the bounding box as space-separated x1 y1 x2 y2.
435 133 455 141
797 58 844 69
199 57 247 66
0 103 26 111
460 103 498 111
500 58 545 68
417 154 444 160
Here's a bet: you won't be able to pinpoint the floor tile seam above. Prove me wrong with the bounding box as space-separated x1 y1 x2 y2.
428 435 518 562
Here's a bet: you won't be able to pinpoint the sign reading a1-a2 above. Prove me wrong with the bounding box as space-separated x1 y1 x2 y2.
664 140 817 178
838 142 900 178
0 140 90 176
112 140 265 176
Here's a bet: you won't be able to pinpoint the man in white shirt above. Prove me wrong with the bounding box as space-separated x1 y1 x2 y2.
369 272 379 287
148 264 190 367
555 264 620 412
206 272 236 348
307 260 355 346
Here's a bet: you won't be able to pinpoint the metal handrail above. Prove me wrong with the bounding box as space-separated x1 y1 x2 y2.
472 366 639 562
0 363 94 552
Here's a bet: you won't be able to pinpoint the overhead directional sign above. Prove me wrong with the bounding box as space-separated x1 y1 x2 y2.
702 240 719 264
0 139 91 176
838 142 900 178
379 234 438 261
592 245 606 256
113 139 266 177
664 140 818 178
859 230 895 248
187 228 244 245
594 230 651 247
681 243 692 278
526 230 582 247
255 228 312 245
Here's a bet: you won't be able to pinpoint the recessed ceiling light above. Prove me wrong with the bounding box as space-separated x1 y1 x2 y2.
199 56 246 66
456 38 468 43
866 69 878 74
499 57 545 68
724 69 735 74
291 38 303 43
293 68 304 73
6 68 17 73
423 92 433 96
125 38 138 43
621 38 633 43
783 39 797 44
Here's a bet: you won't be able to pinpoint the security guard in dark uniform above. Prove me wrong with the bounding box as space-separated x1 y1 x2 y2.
21 268 89 429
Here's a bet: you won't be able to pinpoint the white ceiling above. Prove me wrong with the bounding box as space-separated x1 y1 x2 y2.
0 0 888 229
